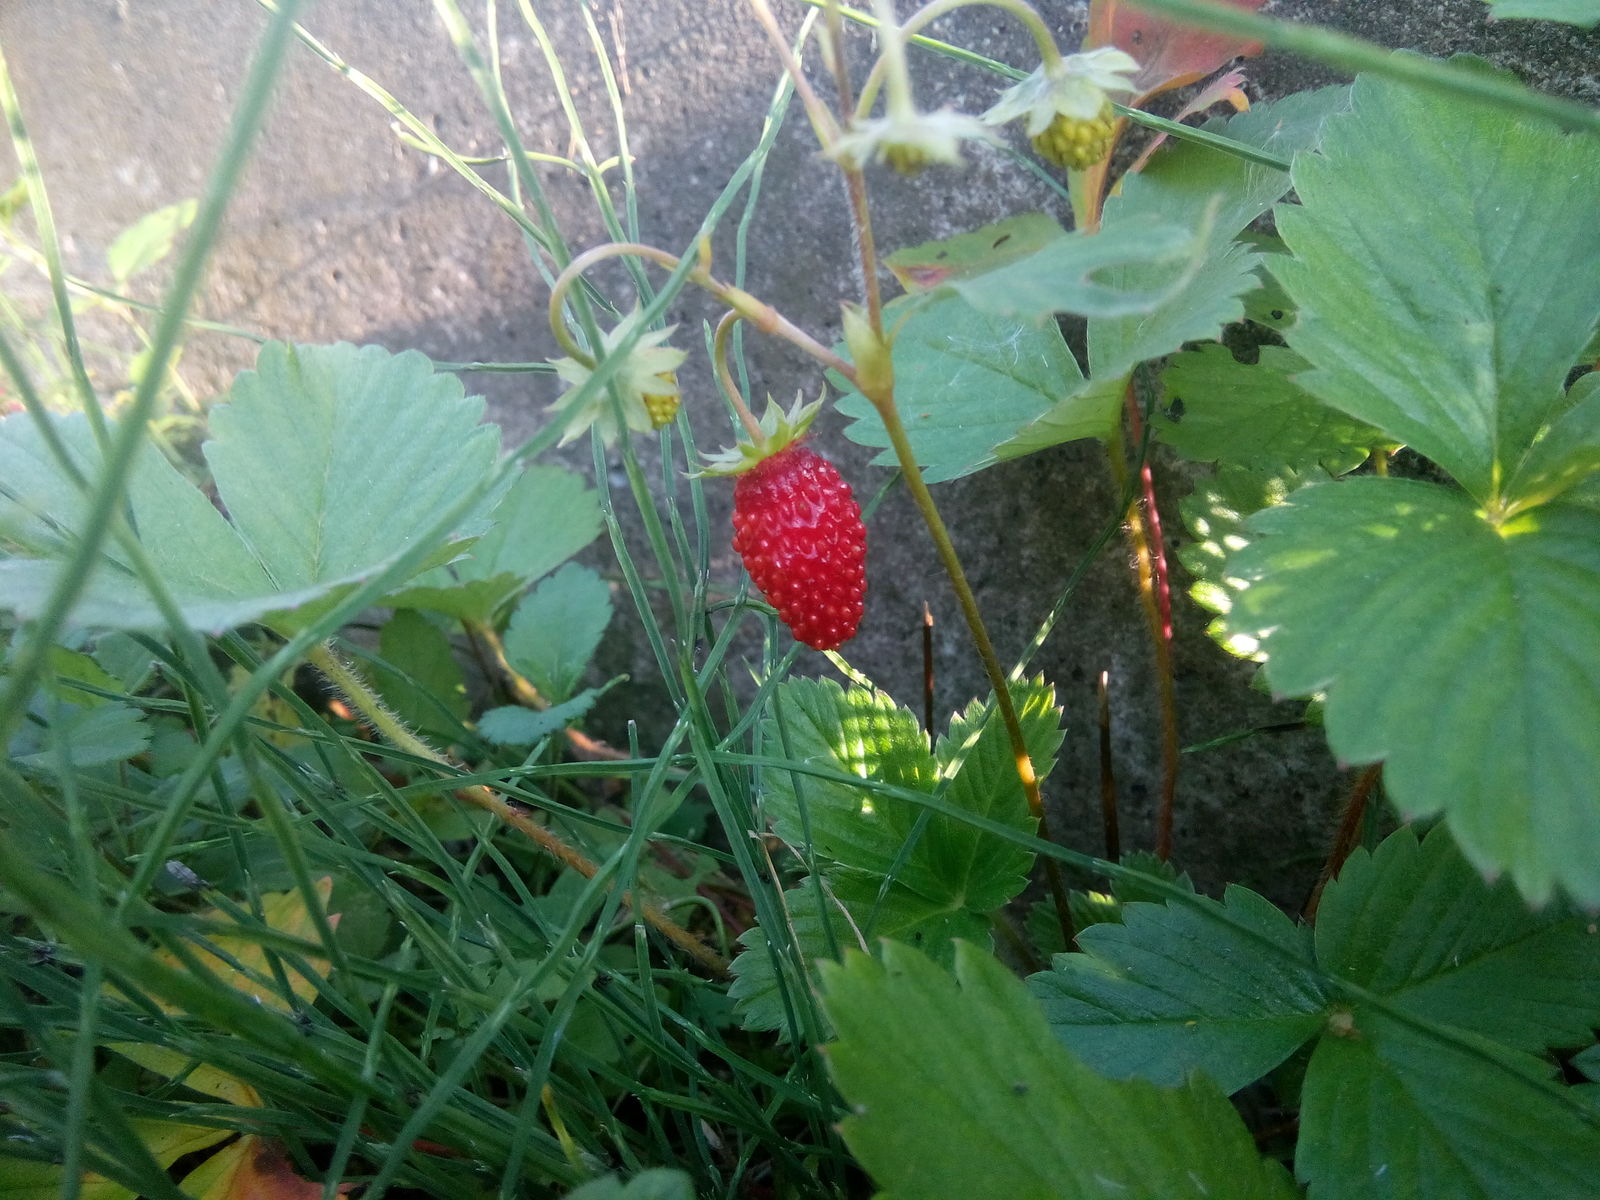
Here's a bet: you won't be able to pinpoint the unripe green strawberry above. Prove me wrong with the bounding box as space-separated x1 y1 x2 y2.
1031 99 1118 169
731 442 866 651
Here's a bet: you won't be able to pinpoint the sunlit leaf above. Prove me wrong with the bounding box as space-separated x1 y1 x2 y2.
820 941 1299 1200
1222 478 1600 903
1483 0 1600 26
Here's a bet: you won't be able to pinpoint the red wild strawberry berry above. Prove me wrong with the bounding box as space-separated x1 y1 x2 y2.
731 442 866 651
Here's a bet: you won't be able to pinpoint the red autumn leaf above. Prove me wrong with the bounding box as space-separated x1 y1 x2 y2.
1087 0 1268 101
180 1135 353 1200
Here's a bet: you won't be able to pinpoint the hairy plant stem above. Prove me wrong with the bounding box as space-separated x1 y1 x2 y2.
307 641 729 978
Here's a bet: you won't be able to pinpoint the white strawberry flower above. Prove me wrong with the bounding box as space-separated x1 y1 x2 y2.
983 47 1141 136
549 306 686 445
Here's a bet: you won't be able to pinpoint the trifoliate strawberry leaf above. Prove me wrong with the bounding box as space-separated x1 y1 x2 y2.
819 940 1300 1200
1315 826 1600 1056
1158 345 1383 473
1483 0 1600 26
501 563 613 703
1029 885 1327 1094
994 87 1350 463
1298 1010 1600 1200
761 677 938 879
1273 69 1600 505
728 878 990 1036
834 292 1084 482
1222 477 1600 903
385 463 601 622
0 343 501 633
762 677 1059 908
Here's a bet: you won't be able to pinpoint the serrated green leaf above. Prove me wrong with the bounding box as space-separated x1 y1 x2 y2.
1316 826 1600 1055
1484 0 1600 26
763 677 1059 908
1223 478 1600 903
203 342 499 595
1298 1010 1600 1200
835 292 1086 482
819 940 1300 1200
385 463 602 622
106 199 197 283
728 878 989 1036
1274 69 1600 503
0 343 501 632
1159 345 1382 472
501 563 612 702
993 87 1350 465
762 677 938 879
1030 885 1327 1094
372 609 469 735
476 686 607 746
9 701 149 771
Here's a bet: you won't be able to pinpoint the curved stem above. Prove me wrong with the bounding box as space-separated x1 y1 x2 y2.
548 241 857 381
712 311 766 441
856 0 1063 117
308 641 729 978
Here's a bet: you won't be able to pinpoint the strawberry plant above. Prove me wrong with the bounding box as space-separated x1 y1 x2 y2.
1 0 1598 1197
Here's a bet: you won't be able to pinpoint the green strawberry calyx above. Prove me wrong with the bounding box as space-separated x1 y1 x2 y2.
697 393 824 477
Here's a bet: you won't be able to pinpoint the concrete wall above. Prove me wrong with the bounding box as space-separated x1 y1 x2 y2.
3 0 1595 900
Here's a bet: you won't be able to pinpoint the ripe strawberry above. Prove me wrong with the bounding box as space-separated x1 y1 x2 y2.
731 441 866 651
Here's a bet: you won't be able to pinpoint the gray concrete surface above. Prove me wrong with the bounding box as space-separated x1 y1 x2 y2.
2 0 1595 903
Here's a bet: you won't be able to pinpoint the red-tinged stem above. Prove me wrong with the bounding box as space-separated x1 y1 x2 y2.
1097 669 1121 862
1304 764 1383 921
1105 411 1179 861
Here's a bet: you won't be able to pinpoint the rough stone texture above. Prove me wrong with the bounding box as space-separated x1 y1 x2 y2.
2 0 1595 903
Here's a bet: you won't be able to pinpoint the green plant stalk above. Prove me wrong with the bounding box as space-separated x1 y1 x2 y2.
1125 0 1600 134
869 391 1075 947
306 641 730 978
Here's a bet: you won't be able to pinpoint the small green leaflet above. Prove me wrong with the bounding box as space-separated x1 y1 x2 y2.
371 609 470 736
819 941 1300 1200
8 700 150 771
476 685 611 747
729 676 1063 1033
1483 0 1600 25
107 199 197 283
0 343 501 633
1221 477 1600 904
502 563 613 703
1273 67 1600 505
386 463 602 623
